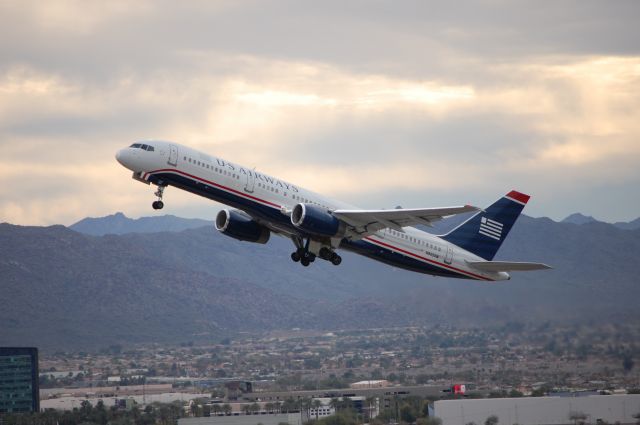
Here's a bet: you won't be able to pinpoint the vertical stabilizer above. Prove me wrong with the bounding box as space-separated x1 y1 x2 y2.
441 190 530 260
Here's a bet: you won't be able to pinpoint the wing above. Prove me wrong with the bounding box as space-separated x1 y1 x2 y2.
466 261 552 272
332 205 480 238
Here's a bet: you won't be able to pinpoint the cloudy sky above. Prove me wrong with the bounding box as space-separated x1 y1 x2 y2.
1 1 639 225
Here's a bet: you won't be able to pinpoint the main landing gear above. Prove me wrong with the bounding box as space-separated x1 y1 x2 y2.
152 185 166 210
290 237 342 267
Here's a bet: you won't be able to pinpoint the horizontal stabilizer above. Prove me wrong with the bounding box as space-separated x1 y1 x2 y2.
466 261 552 272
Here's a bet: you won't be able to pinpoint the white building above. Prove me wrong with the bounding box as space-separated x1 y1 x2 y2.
307 398 336 420
179 413 302 425
350 380 389 389
431 394 640 425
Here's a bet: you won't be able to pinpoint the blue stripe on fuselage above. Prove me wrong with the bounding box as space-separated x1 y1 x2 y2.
342 239 473 279
149 170 474 280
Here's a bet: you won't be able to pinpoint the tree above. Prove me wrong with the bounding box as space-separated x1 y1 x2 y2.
340 397 354 412
282 397 297 413
485 415 499 425
365 396 377 420
300 397 312 417
191 401 202 417
312 399 323 421
623 356 635 372
222 403 232 415
569 411 588 425
212 404 222 416
401 405 417 423
250 402 261 414
532 385 551 397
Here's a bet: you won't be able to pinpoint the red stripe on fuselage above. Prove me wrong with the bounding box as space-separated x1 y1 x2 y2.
147 168 281 208
363 237 493 281
148 167 493 281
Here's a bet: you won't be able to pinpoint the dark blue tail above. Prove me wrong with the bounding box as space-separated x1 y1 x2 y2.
441 190 530 260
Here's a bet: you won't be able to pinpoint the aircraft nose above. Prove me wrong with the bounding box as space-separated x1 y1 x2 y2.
115 148 126 166
115 147 138 171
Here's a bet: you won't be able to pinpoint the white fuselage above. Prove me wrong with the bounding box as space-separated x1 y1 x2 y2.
116 141 509 281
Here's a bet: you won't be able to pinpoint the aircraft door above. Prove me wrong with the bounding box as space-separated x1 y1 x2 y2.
444 246 453 265
244 170 255 193
168 144 178 166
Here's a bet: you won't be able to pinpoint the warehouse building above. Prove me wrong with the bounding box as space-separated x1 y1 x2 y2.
430 394 640 425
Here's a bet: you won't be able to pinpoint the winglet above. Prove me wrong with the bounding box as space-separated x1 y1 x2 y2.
506 190 530 205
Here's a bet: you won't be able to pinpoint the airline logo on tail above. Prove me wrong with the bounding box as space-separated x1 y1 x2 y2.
479 216 503 240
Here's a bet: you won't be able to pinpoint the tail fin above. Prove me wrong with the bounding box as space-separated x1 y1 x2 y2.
441 190 530 260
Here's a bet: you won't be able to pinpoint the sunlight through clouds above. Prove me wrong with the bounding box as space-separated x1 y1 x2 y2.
1 2 639 224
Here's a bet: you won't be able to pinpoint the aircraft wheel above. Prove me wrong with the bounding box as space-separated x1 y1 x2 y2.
301 257 310 267
152 200 164 210
291 252 301 262
319 247 332 260
330 254 342 266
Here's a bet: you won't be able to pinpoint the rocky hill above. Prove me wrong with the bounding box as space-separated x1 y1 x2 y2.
1 212 639 350
70 212 211 235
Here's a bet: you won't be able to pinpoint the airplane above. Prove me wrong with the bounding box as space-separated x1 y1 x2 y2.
116 141 550 281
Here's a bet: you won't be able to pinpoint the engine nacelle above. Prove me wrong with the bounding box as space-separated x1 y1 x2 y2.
291 203 345 237
215 209 270 244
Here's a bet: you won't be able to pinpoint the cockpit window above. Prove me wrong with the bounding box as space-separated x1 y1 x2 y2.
129 143 155 151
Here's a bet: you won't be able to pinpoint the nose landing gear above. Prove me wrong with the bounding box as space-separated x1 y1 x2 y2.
152 185 166 210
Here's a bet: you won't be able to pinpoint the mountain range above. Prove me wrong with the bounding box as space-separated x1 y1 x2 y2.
561 212 640 230
1 212 639 350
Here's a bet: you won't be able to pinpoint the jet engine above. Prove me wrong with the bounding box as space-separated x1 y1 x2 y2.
215 209 270 244
291 203 345 237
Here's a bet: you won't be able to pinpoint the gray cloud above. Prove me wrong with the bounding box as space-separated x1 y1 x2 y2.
1 1 639 225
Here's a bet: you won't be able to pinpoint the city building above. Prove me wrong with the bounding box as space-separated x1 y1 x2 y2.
430 394 640 425
307 397 336 420
350 380 390 389
0 347 39 413
178 413 302 425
